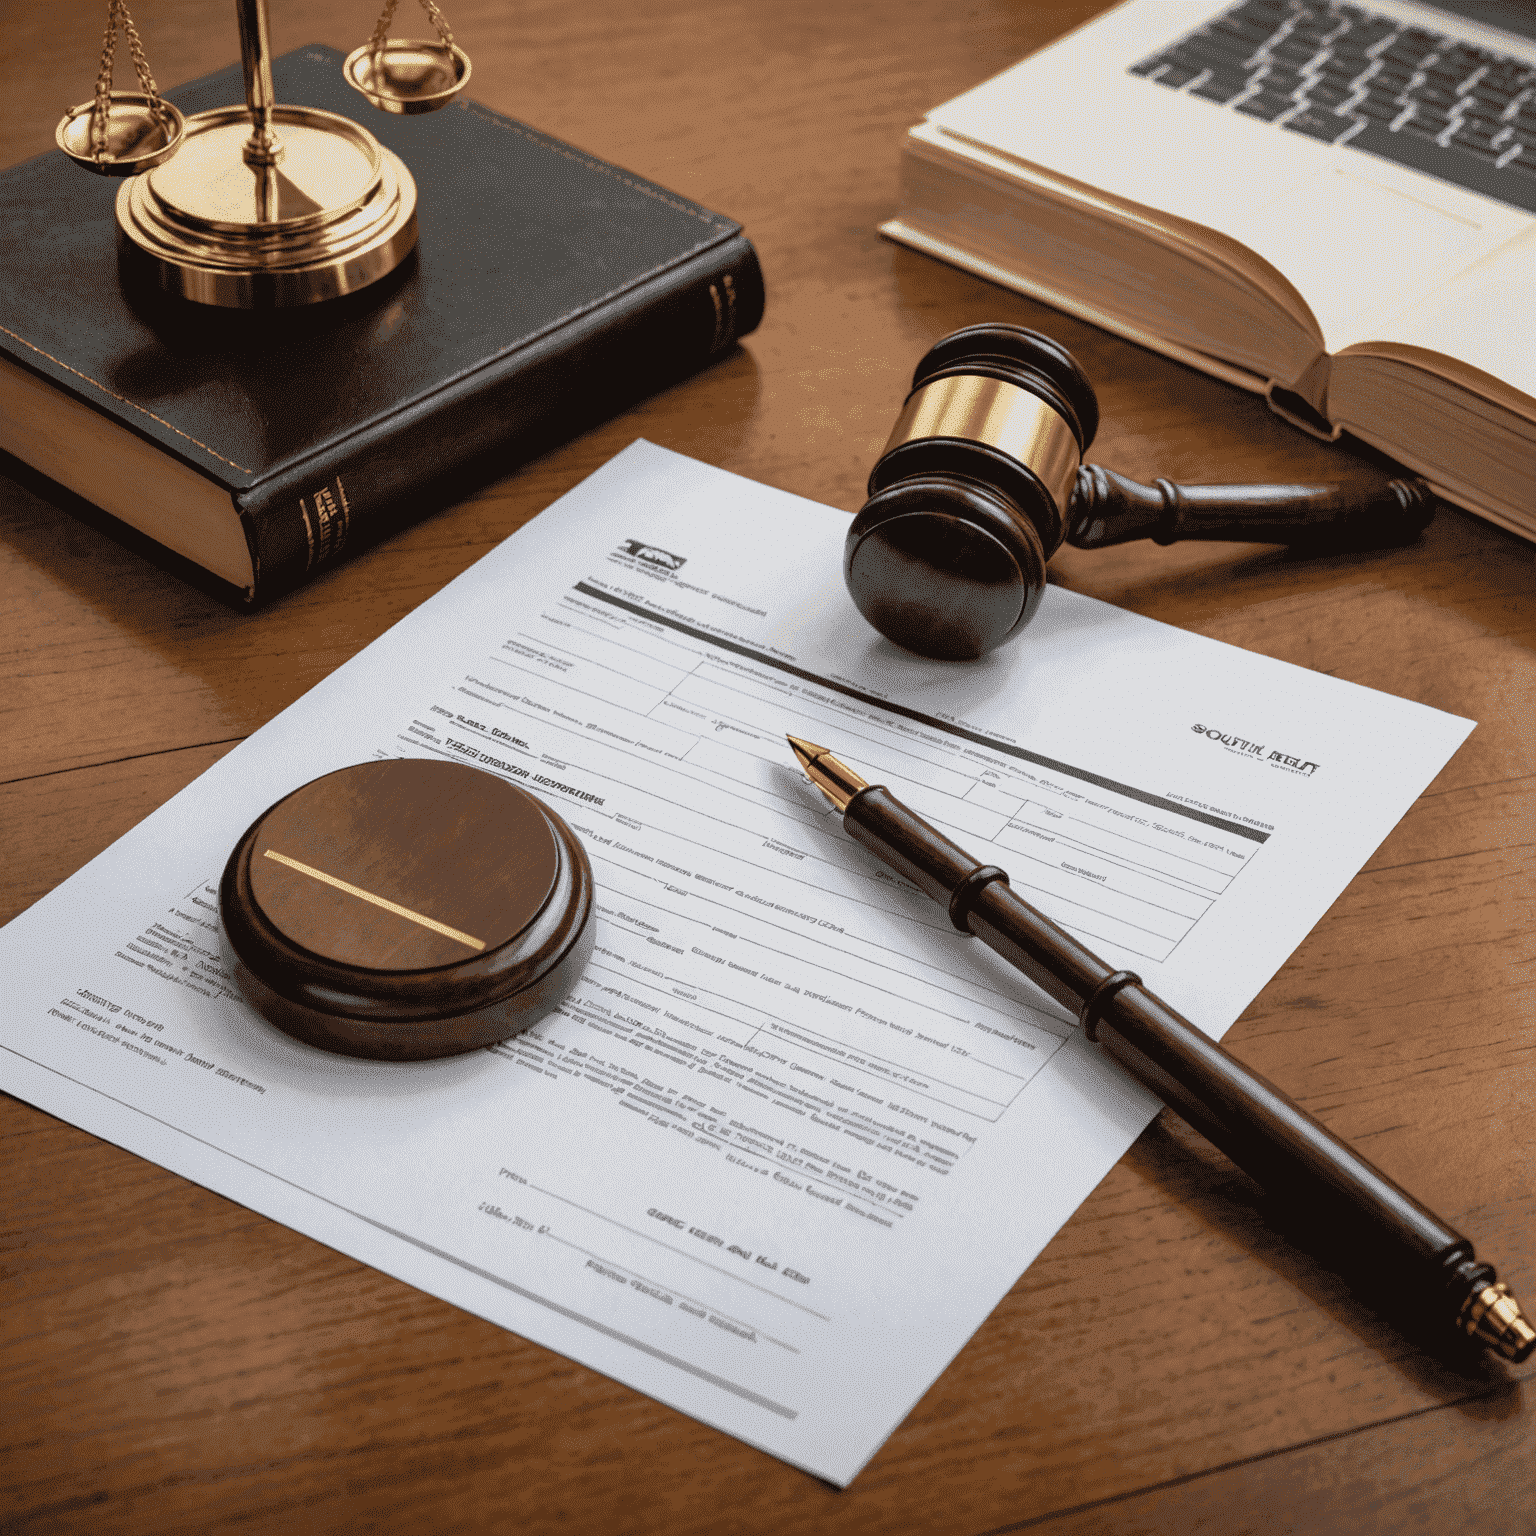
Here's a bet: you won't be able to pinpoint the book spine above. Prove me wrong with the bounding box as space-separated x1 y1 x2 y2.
233 233 765 603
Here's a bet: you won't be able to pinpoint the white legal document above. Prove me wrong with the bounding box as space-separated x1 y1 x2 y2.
0 443 1471 1484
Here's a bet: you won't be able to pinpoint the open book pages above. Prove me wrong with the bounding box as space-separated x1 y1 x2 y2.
881 0 1536 541
0 443 1473 1483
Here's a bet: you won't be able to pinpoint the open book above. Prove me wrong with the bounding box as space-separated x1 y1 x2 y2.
881 0 1536 542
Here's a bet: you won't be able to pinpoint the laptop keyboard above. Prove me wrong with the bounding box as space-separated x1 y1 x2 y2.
1130 0 1536 215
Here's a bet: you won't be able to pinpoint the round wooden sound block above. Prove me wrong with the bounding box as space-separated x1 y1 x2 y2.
220 759 594 1060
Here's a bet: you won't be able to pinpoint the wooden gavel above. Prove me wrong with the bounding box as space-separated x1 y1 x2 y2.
844 323 1436 660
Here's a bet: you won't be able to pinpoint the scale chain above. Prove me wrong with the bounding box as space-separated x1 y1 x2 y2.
367 0 456 55
90 0 168 160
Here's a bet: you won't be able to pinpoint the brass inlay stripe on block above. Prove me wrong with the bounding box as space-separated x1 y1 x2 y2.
261 849 486 952
883 375 1081 515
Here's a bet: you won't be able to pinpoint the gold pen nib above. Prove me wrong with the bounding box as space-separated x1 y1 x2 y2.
786 735 828 771
786 734 869 812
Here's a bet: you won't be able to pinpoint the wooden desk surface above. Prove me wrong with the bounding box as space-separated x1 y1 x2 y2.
3 2 1531 1530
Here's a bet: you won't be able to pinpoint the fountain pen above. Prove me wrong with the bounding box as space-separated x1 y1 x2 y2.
787 735 1534 1363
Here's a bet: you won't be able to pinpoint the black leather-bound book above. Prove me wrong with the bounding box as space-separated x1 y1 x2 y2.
0 46 764 604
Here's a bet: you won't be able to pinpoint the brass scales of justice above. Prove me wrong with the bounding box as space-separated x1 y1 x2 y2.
55 0 472 307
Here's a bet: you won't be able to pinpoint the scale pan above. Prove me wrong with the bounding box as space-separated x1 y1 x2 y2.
56 92 185 176
342 38 471 114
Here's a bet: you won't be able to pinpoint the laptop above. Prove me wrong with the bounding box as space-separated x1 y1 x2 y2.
1133 0 1536 208
919 0 1536 350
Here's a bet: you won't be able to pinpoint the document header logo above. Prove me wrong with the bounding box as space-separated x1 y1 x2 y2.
614 539 687 574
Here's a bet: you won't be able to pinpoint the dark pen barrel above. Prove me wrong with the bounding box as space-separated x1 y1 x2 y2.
843 786 979 902
967 872 1463 1269
846 784 1471 1296
824 758 1531 1360
1091 989 1462 1263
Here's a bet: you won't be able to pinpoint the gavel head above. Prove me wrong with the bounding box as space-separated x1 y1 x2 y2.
845 323 1098 660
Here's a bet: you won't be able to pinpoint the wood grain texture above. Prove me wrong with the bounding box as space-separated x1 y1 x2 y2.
2 1 1532 1532
245 761 561 968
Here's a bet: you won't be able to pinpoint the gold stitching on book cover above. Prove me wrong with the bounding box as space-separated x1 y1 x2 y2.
0 321 251 474
460 102 731 230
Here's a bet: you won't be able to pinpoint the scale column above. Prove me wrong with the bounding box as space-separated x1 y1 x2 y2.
235 0 283 167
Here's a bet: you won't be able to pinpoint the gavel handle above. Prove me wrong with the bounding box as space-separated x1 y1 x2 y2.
1066 464 1436 551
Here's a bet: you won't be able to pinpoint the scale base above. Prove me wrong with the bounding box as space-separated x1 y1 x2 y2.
116 103 417 308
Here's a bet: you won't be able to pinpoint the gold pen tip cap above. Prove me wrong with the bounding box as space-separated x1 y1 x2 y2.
786 734 868 812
